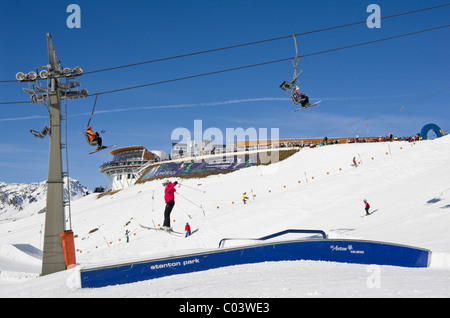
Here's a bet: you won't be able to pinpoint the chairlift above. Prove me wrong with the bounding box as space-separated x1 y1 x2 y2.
30 126 49 139
279 34 302 92
82 94 113 153
83 94 99 146
279 34 320 110
291 89 305 105
82 129 98 147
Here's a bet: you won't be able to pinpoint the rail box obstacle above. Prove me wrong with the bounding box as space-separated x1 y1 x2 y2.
80 229 431 288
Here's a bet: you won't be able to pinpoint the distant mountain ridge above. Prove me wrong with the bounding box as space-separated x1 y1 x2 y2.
0 179 88 221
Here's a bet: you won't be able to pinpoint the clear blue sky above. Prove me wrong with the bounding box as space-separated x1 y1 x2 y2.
1 0 449 190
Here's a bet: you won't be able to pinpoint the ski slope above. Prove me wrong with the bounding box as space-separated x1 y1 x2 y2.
1 136 450 297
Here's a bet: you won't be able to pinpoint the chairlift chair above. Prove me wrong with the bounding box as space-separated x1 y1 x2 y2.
279 34 319 110
83 94 99 147
30 126 49 139
280 79 296 91
291 90 302 105
82 130 98 147
280 34 303 94
292 88 311 105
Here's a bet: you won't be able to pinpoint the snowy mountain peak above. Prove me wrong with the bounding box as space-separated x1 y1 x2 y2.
0 178 88 221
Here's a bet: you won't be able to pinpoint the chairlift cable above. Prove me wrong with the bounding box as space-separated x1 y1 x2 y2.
1 23 449 104
0 3 449 83
90 24 450 97
70 3 450 76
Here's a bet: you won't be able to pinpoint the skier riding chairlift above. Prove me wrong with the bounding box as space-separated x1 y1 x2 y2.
279 34 317 109
83 94 107 150
292 86 309 107
84 126 106 150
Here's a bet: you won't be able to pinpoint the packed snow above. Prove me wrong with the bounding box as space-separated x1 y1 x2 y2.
1 136 450 298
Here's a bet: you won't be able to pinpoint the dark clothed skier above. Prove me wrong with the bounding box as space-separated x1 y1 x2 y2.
163 180 177 229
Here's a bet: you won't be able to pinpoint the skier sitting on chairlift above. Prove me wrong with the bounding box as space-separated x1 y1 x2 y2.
86 126 106 150
292 86 309 107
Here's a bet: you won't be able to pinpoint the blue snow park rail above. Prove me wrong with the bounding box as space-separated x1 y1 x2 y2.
79 229 431 288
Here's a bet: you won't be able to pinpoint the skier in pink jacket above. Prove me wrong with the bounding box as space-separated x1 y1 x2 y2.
364 199 370 215
163 180 177 229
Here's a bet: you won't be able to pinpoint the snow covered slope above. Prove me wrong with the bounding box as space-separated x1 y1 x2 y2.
1 136 450 297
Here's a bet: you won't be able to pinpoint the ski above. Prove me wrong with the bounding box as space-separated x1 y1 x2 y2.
139 224 182 235
361 209 378 217
294 100 321 111
89 144 117 154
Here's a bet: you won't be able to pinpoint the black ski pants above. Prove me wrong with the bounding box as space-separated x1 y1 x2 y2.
163 200 175 227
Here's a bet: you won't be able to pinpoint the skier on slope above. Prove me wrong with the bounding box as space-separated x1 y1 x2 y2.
185 222 191 238
242 192 249 204
363 199 370 215
163 180 178 230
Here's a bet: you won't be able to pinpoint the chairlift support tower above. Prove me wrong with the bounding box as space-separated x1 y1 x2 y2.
42 33 66 275
15 33 87 276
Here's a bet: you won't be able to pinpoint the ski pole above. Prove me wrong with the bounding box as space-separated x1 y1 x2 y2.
130 227 138 235
102 235 110 248
152 190 155 212
151 219 158 230
176 192 206 215
178 183 206 193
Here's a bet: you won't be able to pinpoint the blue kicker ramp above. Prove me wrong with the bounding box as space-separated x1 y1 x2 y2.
80 235 431 288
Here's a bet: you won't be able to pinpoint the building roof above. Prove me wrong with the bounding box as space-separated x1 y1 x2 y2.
110 146 146 156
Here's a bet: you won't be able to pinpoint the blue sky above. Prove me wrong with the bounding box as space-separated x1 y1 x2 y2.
1 0 449 189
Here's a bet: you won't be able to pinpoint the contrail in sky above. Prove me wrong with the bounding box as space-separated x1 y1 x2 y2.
0 94 418 121
0 97 288 121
